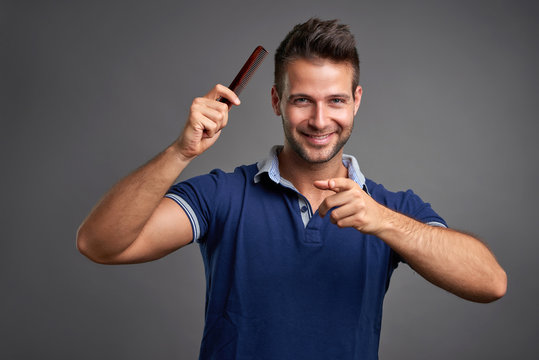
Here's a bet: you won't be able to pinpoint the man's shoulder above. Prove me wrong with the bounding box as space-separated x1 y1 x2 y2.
176 163 258 189
215 163 259 182
365 178 424 210
365 178 446 225
208 163 258 177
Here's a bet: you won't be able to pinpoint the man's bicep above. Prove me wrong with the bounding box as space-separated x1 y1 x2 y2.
111 197 194 264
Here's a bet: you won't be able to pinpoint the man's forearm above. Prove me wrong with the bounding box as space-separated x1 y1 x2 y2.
77 85 240 263
375 208 507 303
76 143 190 262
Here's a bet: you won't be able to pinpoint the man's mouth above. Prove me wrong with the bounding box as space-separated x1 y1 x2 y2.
303 132 333 144
308 134 331 140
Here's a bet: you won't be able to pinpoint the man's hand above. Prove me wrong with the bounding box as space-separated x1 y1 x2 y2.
314 177 507 303
175 84 240 161
314 178 388 235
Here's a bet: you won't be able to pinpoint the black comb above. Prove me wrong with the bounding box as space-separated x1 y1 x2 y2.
218 45 268 106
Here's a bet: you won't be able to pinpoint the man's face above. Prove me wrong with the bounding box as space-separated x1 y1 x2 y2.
272 58 362 164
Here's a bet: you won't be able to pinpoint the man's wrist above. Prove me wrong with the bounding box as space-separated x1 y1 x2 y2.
371 206 412 240
167 142 196 165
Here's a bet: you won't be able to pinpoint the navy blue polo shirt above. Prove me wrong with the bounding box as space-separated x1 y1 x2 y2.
166 146 446 360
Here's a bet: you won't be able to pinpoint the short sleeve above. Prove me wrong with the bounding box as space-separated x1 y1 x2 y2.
400 189 447 228
366 180 448 266
165 169 225 243
367 180 447 228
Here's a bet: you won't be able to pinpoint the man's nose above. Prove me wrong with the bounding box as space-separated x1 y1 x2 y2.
309 103 329 129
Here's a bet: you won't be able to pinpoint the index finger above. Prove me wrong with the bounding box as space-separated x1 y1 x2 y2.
314 178 357 193
205 84 241 107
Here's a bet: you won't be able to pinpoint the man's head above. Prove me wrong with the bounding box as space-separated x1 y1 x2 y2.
274 18 360 99
272 18 362 165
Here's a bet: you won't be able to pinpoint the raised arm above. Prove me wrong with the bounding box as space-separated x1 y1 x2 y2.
314 178 507 303
76 85 240 264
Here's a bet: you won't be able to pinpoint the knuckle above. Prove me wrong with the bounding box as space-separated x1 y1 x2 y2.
208 120 218 130
191 100 203 112
352 196 363 208
219 102 229 111
216 111 225 122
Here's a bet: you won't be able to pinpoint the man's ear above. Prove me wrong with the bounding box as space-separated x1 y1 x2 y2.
271 86 282 116
353 85 362 116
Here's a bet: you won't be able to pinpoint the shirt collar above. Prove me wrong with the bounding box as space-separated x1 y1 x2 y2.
254 145 367 189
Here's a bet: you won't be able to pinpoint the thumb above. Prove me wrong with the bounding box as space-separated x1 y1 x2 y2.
313 179 332 190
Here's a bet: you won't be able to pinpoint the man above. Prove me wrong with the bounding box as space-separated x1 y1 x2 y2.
77 18 506 359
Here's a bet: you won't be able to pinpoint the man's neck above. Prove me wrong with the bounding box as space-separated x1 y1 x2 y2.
278 146 348 199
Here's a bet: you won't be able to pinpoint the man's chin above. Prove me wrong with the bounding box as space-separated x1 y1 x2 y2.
285 134 349 165
298 147 341 164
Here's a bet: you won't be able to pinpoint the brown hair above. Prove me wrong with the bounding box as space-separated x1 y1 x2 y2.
274 18 360 97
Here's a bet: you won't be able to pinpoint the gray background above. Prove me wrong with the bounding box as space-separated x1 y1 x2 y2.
2 0 538 359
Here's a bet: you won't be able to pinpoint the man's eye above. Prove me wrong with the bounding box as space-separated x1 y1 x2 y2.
331 98 346 104
291 98 312 106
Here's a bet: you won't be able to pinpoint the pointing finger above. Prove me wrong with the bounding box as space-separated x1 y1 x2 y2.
314 178 356 193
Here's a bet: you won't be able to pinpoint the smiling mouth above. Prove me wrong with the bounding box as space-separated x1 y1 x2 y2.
308 134 331 139
302 132 334 145
304 132 333 139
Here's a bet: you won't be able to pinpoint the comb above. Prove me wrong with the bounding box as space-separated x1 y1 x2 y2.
218 45 268 106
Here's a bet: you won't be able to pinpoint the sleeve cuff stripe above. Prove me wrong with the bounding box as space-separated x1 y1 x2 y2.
165 193 201 242
427 221 447 228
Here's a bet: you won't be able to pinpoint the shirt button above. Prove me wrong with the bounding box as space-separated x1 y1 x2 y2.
300 205 308 213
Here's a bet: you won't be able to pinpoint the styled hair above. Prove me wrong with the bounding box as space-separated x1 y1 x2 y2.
274 18 360 97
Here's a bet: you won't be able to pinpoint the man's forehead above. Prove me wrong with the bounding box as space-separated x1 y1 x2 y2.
282 58 355 93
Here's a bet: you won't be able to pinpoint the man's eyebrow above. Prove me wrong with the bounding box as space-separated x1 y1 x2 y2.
287 93 312 100
287 93 351 100
328 93 352 99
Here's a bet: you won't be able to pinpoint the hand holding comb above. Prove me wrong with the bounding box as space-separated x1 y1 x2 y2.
218 46 268 106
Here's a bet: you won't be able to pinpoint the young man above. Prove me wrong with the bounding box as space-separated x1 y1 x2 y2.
77 18 506 359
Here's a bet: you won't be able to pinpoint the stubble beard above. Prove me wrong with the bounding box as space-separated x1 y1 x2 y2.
282 116 353 164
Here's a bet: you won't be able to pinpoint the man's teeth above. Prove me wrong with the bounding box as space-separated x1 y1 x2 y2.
309 134 330 139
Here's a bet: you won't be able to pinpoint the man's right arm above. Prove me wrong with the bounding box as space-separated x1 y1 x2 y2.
76 84 240 264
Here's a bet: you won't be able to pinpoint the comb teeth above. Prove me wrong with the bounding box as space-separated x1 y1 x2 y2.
219 46 268 105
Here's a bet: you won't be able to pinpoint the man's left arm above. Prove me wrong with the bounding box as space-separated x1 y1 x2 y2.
314 178 507 303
